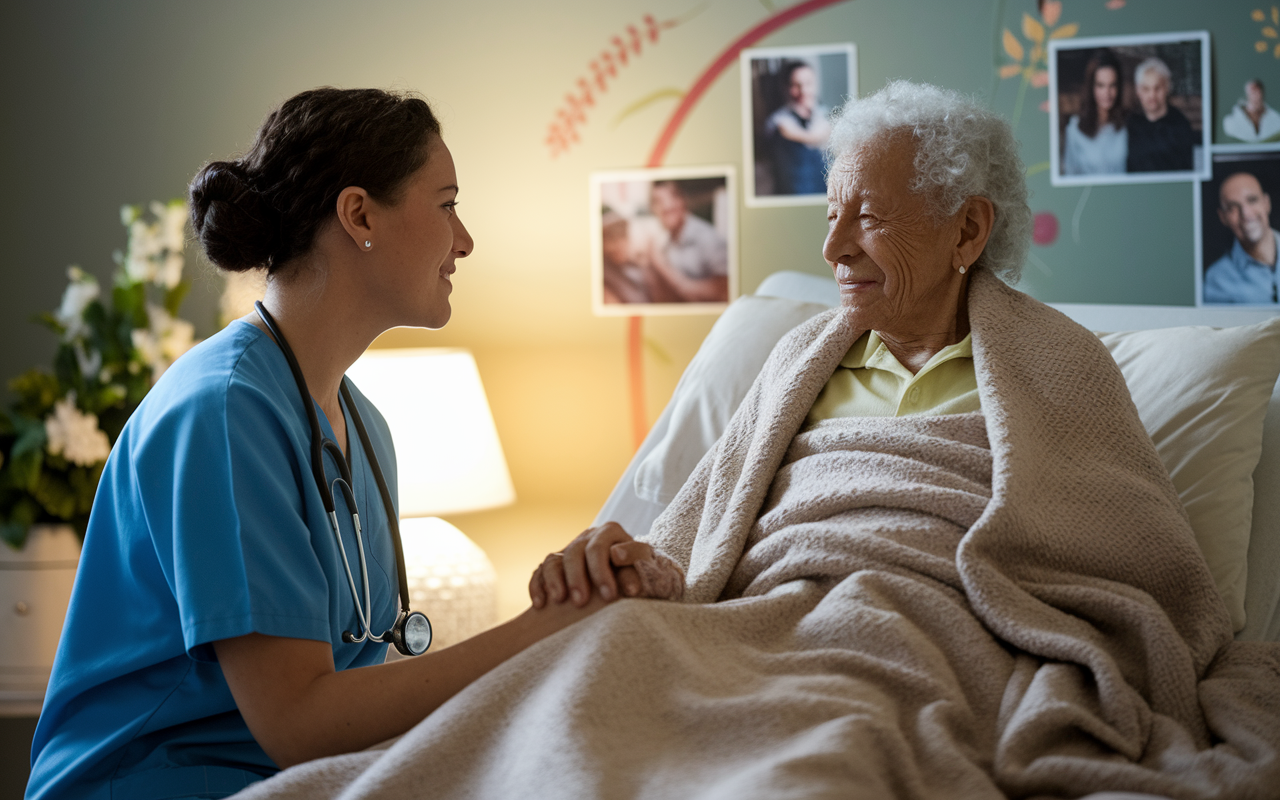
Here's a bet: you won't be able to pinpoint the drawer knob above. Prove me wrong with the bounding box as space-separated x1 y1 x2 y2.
14 601 30 616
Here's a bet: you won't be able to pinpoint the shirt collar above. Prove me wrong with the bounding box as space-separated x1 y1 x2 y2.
1229 230 1280 271
840 330 973 377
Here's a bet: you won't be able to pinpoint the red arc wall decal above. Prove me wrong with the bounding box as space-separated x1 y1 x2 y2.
629 0 854 449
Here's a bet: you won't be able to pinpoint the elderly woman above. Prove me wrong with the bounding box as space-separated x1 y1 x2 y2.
234 82 1280 800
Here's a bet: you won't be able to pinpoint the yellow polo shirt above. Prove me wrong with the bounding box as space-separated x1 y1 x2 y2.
805 331 981 425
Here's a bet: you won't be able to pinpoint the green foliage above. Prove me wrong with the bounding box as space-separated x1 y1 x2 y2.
0 199 192 551
10 370 62 418
164 280 191 318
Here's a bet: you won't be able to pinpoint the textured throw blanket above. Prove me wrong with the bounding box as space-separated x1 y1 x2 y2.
234 271 1280 799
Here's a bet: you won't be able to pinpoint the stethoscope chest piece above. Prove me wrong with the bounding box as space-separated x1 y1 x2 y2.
393 611 433 657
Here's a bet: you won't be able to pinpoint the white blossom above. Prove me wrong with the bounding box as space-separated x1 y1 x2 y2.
122 203 186 288
44 393 111 467
132 303 195 380
131 327 161 369
155 251 184 290
125 247 156 285
153 201 187 254
124 219 164 283
55 266 100 341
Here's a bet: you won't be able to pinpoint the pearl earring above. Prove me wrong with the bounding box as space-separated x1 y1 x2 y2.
364 240 372 249
958 265 967 274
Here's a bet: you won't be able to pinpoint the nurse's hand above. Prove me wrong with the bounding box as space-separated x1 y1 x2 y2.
528 522 683 609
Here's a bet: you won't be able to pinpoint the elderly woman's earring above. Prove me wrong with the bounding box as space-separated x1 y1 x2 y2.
958 264 967 274
364 240 372 249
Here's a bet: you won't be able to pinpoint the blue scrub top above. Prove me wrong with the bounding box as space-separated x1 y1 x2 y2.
26 321 400 800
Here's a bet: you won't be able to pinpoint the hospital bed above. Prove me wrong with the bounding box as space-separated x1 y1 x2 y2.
597 270 1280 641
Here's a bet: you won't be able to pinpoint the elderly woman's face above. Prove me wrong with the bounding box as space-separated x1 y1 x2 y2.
823 135 968 336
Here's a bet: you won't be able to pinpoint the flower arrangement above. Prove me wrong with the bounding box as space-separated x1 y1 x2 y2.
0 200 195 549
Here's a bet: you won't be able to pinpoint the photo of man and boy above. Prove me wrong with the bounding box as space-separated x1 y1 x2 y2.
740 43 856 206
591 169 736 315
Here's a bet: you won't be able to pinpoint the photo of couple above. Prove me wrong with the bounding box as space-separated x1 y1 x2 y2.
1050 32 1210 185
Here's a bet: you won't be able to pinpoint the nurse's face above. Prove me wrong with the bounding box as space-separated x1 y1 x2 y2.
371 135 474 329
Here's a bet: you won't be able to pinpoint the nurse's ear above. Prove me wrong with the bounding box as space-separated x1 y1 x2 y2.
335 186 374 253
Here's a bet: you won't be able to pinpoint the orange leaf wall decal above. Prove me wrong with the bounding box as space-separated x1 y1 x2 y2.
1003 28 1024 61
1050 23 1079 39
1022 14 1045 44
999 63 1023 78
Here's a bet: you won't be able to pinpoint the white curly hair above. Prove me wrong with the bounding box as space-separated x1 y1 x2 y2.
825 80 1033 284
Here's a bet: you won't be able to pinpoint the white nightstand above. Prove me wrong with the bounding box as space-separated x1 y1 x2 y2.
1 526 78 721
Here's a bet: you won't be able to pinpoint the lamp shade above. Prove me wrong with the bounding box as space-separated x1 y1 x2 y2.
346 348 515 517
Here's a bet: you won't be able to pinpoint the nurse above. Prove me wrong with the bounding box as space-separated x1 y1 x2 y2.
25 87 638 800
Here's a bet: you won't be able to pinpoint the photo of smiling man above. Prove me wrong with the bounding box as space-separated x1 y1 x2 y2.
1197 149 1280 305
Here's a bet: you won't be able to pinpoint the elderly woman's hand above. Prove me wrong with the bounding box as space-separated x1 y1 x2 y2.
529 522 684 609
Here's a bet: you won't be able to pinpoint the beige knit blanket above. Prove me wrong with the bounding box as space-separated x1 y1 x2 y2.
234 271 1280 799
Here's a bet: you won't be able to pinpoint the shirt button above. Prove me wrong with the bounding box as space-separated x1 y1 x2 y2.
907 386 921 404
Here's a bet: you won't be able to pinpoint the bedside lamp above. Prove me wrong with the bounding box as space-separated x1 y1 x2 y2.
346 348 514 650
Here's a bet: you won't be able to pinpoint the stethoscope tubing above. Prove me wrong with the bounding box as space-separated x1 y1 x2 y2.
253 302 427 653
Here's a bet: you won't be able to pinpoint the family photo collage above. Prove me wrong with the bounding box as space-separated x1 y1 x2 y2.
1049 30 1277 307
590 31 1279 313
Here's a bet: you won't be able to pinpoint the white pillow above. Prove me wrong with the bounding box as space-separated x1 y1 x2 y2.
1097 319 1280 631
635 295 832 504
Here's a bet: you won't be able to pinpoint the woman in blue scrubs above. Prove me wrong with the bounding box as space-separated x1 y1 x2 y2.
25 87 644 800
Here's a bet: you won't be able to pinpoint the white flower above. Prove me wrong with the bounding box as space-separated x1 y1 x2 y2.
129 219 164 259
44 393 111 467
154 251 184 289
131 327 162 370
125 245 156 284
133 304 196 380
56 266 100 341
153 201 187 254
124 219 164 283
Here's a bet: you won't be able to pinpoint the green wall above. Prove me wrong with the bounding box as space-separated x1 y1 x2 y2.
1 0 1272 396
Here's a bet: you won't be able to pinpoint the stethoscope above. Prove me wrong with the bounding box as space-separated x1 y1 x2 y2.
255 301 432 657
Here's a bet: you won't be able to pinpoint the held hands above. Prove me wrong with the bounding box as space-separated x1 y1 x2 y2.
529 522 684 610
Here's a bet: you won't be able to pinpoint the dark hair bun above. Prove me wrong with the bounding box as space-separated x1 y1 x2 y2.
188 161 280 272
190 88 440 275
